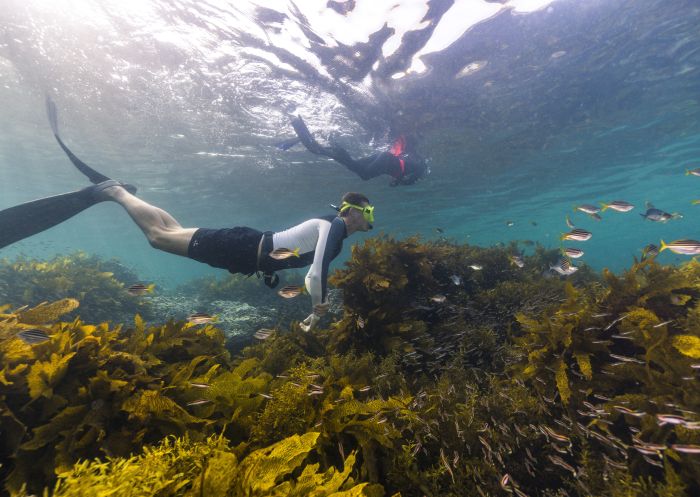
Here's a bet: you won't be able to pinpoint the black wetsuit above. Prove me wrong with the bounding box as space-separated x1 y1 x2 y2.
291 116 426 186
188 215 347 302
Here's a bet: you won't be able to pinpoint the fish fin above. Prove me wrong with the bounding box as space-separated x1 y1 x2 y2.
686 170 691 176
659 240 668 252
599 202 608 212
293 248 300 257
146 284 156 293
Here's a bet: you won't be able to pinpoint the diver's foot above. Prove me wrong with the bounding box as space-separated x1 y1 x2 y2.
90 180 137 201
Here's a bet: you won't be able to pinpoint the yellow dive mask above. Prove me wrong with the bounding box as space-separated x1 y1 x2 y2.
339 201 375 223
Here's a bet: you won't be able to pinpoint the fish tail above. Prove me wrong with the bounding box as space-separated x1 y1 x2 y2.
146 284 156 293
686 169 691 176
293 248 300 257
559 233 567 241
599 202 609 212
659 240 668 252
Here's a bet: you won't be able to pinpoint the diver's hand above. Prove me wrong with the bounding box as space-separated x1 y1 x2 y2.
313 301 329 317
300 313 321 332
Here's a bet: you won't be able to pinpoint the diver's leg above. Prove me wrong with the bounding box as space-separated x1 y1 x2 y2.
338 153 394 180
103 186 196 257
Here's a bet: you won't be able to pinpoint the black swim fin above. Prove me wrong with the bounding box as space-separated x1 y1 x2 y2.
0 187 98 249
0 180 135 249
275 137 301 151
45 96 111 185
291 115 324 155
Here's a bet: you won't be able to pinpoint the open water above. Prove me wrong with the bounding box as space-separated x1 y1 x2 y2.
1 0 699 286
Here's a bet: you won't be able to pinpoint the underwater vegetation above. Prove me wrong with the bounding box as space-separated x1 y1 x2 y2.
1 236 700 496
0 252 152 325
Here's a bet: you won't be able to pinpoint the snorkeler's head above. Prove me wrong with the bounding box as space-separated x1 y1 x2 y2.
336 192 374 230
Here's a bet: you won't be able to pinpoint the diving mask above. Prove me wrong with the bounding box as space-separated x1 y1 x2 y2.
339 201 375 224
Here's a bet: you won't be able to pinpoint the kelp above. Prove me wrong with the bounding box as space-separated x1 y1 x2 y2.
0 303 231 494
3 239 700 496
0 252 152 324
39 433 381 497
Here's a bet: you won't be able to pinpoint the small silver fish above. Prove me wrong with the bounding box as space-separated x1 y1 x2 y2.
269 247 300 260
660 239 700 255
509 255 525 268
562 247 584 259
600 200 634 212
560 229 592 242
468 264 483 271
186 399 212 406
671 444 700 454
187 312 215 325
550 258 578 276
254 328 274 340
430 295 447 304
450 274 463 285
565 215 575 229
641 243 659 260
575 204 600 215
277 285 306 298
189 382 211 389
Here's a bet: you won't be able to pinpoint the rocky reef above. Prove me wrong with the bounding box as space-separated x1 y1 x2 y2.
1 237 699 496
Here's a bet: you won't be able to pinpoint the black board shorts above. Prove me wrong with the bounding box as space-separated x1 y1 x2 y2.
187 227 262 275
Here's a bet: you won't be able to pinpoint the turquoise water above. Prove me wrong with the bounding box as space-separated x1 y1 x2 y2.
1 0 699 287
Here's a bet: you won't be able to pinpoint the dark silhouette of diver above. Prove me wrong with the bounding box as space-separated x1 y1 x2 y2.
286 115 429 187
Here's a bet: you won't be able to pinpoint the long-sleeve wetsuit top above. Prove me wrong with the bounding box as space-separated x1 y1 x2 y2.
260 215 347 307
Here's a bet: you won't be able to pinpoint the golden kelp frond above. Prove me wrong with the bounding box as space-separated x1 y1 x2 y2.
0 253 152 324
26 352 76 400
235 432 320 494
672 334 700 359
0 306 240 495
17 299 79 325
49 434 379 497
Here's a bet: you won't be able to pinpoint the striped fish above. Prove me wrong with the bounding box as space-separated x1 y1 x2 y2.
600 200 634 212
574 204 600 215
561 228 592 242
659 239 700 256
550 258 578 276
641 243 659 260
562 247 584 259
17 328 50 344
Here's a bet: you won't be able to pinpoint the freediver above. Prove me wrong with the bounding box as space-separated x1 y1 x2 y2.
0 98 375 332
283 115 430 187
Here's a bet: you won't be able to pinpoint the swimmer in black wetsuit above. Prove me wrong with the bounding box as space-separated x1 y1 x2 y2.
288 116 429 187
0 99 375 332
